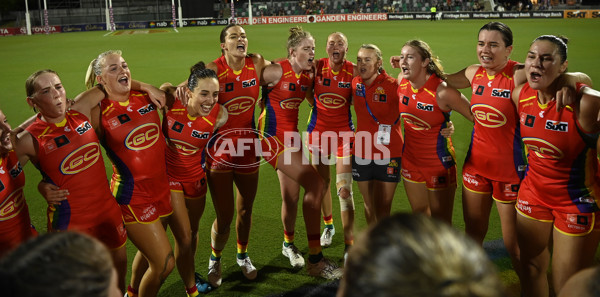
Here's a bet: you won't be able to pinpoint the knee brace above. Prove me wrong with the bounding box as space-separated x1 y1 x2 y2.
336 173 355 211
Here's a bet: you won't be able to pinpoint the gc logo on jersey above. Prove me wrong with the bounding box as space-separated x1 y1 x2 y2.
60 142 101 174
401 113 431 130
170 139 200 156
318 93 346 109
125 123 160 151
224 96 255 115
545 120 568 132
280 98 303 110
522 137 564 159
0 190 25 221
471 104 507 128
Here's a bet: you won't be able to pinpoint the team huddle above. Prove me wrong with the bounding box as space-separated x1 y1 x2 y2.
1 21 599 297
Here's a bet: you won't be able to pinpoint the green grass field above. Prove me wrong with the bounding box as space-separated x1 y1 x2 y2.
1 18 599 296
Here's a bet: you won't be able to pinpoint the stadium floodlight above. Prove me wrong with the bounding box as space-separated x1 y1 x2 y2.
24 0 31 35
42 0 49 34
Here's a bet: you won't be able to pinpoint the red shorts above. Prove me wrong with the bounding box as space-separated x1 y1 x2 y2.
306 130 354 159
168 176 207 199
462 166 520 203
401 157 457 189
260 134 303 169
516 198 600 236
78 216 127 250
206 133 260 174
119 177 172 224
0 212 37 257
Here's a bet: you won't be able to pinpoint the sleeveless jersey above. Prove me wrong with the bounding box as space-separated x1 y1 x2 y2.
26 111 120 230
259 59 312 138
99 91 168 204
164 100 219 182
307 58 354 133
398 74 455 168
518 83 599 213
352 71 403 159
465 60 526 181
215 55 260 130
0 150 31 232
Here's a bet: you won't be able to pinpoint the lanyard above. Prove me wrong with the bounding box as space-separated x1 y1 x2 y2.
359 84 400 126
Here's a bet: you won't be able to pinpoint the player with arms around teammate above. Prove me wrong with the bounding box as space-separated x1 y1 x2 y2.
396 40 473 224
352 44 402 225
259 26 342 279
513 35 600 297
306 31 357 254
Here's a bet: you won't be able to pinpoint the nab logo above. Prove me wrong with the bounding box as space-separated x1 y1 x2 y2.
545 120 568 132
323 78 331 86
191 130 210 139
472 104 506 128
125 123 160 150
138 104 156 115
491 88 511 99
523 137 564 159
280 98 303 110
170 139 199 156
60 143 101 174
567 11 587 18
224 96 255 115
76 121 93 135
401 113 431 130
242 78 257 88
338 82 351 89
416 102 434 112
318 93 346 109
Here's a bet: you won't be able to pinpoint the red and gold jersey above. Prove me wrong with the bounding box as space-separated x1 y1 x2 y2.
26 111 119 230
215 55 259 130
466 60 526 182
99 91 167 204
164 100 219 182
259 59 312 138
0 151 35 257
352 71 403 159
398 74 455 168
518 83 599 213
307 58 354 133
